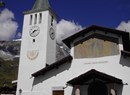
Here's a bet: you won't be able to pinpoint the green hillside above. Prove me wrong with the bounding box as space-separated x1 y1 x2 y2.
0 57 19 93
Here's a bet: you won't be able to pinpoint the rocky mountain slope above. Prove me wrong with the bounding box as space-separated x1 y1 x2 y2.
0 40 21 93
0 41 20 61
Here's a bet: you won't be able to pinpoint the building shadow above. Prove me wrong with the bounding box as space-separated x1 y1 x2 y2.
120 55 130 67
32 61 72 87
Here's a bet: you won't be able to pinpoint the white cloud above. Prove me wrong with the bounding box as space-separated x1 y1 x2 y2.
15 31 22 39
116 20 130 33
56 19 83 41
0 8 18 40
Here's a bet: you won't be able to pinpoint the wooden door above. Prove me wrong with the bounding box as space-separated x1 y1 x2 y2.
53 90 64 95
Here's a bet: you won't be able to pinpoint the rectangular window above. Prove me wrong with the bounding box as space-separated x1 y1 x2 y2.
51 16 54 26
53 90 64 95
30 15 33 25
39 13 42 24
33 39 35 43
34 14 37 24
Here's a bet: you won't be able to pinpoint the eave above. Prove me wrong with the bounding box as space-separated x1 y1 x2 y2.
23 8 58 19
67 69 123 86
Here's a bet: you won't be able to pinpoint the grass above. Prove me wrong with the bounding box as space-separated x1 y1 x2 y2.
0 57 19 92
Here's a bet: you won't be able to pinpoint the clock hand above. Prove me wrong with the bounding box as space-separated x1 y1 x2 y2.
31 30 38 35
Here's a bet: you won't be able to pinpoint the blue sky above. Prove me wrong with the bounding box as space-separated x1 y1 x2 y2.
0 0 130 40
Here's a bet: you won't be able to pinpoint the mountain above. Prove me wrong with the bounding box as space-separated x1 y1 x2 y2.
0 41 20 61
0 40 21 93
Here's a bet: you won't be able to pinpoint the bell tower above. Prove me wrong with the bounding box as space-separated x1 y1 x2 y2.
17 0 57 94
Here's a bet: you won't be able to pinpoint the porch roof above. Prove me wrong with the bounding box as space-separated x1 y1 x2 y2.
67 69 123 86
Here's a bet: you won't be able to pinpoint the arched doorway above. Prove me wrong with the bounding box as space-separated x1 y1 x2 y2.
88 81 108 95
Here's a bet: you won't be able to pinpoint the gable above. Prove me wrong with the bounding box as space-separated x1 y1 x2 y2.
67 69 123 85
63 25 130 52
74 33 119 58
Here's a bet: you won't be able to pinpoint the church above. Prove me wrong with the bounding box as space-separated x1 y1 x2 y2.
16 0 130 95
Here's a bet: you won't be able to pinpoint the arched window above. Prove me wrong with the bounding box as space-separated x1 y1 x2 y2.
30 15 33 25
110 89 117 95
34 14 37 24
39 13 42 24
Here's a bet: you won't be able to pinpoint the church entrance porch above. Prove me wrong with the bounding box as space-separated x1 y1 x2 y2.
67 69 123 95
88 80 108 95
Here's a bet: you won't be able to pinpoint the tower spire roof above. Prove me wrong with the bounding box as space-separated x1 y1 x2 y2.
32 0 50 11
24 0 52 14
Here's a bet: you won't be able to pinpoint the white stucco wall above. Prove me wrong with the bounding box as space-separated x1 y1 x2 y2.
17 54 130 95
16 17 130 95
21 32 130 95
16 10 57 95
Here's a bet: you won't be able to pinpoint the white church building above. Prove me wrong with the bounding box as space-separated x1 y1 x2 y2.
16 0 130 95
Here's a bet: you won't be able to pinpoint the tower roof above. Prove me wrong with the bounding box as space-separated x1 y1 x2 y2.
32 0 50 11
24 0 53 14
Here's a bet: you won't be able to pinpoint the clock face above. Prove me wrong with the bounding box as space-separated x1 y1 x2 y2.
49 28 55 40
29 26 40 37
